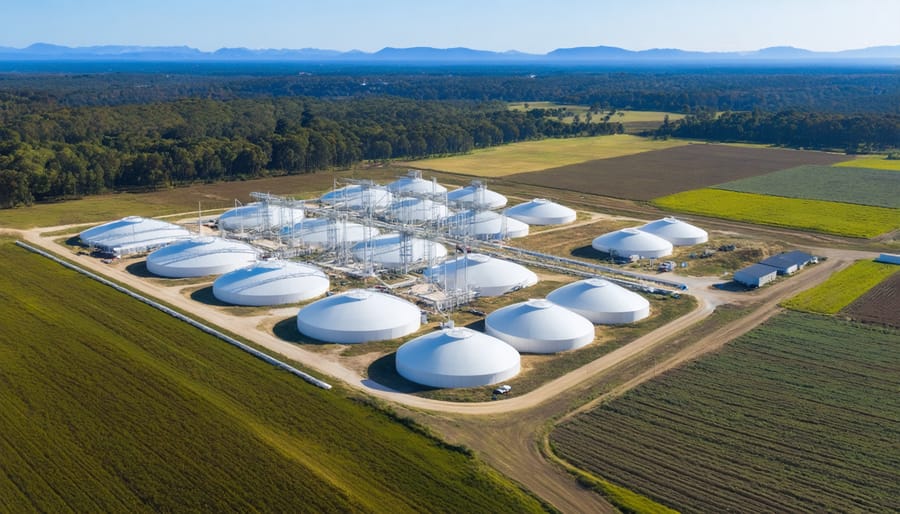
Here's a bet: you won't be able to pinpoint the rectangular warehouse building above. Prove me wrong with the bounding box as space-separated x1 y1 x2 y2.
734 263 779 288
759 251 816 275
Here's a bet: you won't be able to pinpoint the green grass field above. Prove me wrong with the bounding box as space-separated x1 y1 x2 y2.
551 311 900 513
713 165 900 208
782 260 899 314
407 134 689 176
835 156 900 171
0 240 546 513
652 188 900 238
507 103 685 124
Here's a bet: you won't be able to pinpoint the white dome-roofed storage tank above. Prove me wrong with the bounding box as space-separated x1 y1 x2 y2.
351 233 448 270
592 228 673 259
505 198 577 225
486 299 595 354
548 278 650 324
297 289 421 344
217 203 304 232
639 217 708 246
212 260 329 306
444 210 529 240
386 197 450 223
396 327 520 388
320 184 393 213
281 218 379 249
80 216 192 256
446 181 507 209
424 253 538 297
146 237 258 278
387 170 448 195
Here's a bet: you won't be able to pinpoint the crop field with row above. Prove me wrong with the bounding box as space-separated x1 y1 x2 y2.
782 259 899 314
507 143 848 200
835 156 900 171
842 271 900 327
653 188 900 238
713 165 900 208
0 240 546 513
408 134 688 177
551 311 900 513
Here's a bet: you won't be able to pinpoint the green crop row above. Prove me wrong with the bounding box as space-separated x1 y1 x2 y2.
652 188 900 238
783 260 899 314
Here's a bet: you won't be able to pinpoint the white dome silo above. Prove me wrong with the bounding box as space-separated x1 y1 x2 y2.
80 216 192 256
387 170 448 195
639 217 708 246
486 299 595 354
396 327 520 388
320 184 393 213
352 233 447 270
297 289 421 344
146 237 258 278
386 197 450 223
424 253 538 297
218 203 304 232
548 278 650 324
505 198 577 225
446 182 507 209
212 260 329 306
444 210 529 240
591 228 673 259
281 218 379 249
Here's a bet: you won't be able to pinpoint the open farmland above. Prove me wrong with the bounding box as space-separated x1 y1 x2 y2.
842 271 900 327
506 103 685 133
782 260 899 314
653 189 900 238
0 241 546 513
506 143 849 200
551 311 900 513
407 134 688 177
835 157 900 171
713 165 900 208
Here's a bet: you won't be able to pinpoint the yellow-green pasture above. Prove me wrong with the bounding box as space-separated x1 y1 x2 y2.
407 134 689 177
834 157 900 171
653 189 900 239
782 260 899 314
507 102 685 124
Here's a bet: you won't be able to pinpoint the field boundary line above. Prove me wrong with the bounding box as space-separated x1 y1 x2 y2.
14 240 332 390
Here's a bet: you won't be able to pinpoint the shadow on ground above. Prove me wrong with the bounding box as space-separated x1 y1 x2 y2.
366 353 433 394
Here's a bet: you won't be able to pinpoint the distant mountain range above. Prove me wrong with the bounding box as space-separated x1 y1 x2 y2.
1 42 898 64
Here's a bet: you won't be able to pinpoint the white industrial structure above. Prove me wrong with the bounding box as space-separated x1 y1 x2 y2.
296 289 421 343
387 169 448 195
146 236 258 278
385 197 451 223
395 327 520 388
351 233 448 271
446 181 507 209
80 216 192 256
424 253 538 297
547 278 651 324
212 260 329 306
485 299 595 353
217 202 305 233
444 210 529 240
639 217 708 246
505 198 577 225
592 228 673 259
281 218 379 249
320 184 393 213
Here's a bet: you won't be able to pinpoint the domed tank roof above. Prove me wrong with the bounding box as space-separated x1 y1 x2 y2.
385 197 450 223
351 233 447 270
424 253 538 297
446 182 507 209
485 299 595 354
387 170 448 195
218 203 304 232
592 228 673 259
80 216 192 255
444 210 529 240
505 198 577 225
297 289 421 344
320 185 393 212
639 217 708 246
547 278 651 324
212 260 329 306
146 237 258 278
396 327 520 388
280 218 379 248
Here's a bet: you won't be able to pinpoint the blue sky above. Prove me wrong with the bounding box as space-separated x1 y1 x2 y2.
3 0 898 53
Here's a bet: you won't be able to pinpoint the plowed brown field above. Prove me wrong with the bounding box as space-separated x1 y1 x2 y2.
841 271 900 327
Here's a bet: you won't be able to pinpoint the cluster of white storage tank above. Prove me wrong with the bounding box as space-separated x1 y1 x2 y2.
592 217 708 259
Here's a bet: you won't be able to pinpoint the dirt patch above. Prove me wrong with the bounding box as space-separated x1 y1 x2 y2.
841 271 900 327
505 144 848 200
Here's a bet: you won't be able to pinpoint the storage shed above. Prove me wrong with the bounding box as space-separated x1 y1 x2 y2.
733 263 778 288
759 250 815 275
